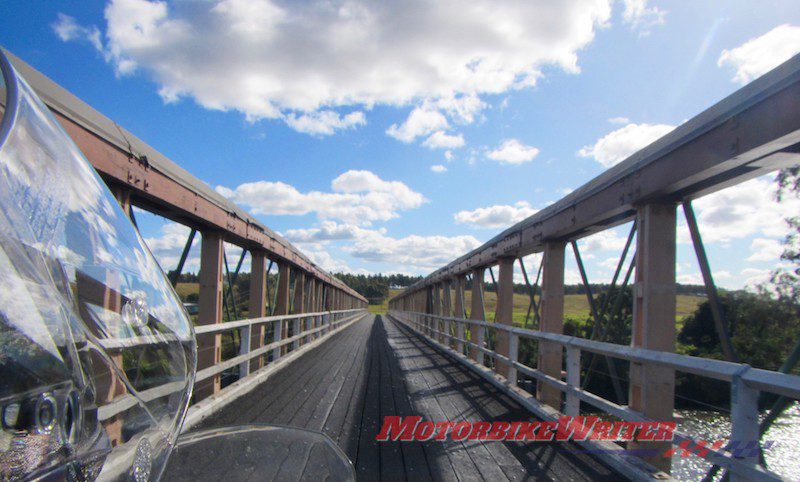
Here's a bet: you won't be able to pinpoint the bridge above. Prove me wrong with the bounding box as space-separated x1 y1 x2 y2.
8 48 800 481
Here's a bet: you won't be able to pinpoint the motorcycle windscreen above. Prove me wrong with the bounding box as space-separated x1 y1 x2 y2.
0 51 196 481
162 425 356 482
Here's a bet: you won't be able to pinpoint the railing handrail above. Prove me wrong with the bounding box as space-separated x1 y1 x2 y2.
194 308 364 335
396 310 800 398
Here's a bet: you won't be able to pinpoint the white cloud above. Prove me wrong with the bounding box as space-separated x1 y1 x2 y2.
454 201 538 229
608 116 629 124
741 267 772 289
677 273 702 285
56 0 612 135
718 24 800 84
620 0 665 35
346 231 481 270
578 122 674 167
423 131 465 150
747 237 785 263
217 170 426 226
682 177 799 245
285 110 366 136
305 249 351 273
143 222 200 272
579 228 629 254
284 221 384 244
430 164 447 173
386 107 449 143
52 13 103 52
444 150 454 162
486 139 540 164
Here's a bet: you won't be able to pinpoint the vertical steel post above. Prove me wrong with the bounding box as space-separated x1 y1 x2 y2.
469 267 486 364
453 275 466 353
274 262 290 358
629 203 676 473
196 231 224 400
495 257 515 379
442 280 453 344
538 241 565 410
292 271 305 349
248 250 268 372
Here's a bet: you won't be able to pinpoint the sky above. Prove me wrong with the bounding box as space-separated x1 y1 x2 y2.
2 0 800 289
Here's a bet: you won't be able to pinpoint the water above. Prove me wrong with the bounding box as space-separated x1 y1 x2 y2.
671 405 800 481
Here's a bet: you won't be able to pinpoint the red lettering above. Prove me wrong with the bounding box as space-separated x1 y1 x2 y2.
376 416 420 441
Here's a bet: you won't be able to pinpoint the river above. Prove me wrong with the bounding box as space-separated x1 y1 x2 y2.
672 405 800 480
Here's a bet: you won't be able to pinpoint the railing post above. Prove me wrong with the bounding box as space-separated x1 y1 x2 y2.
273 319 282 362
249 250 268 372
730 370 759 482
238 324 251 378
507 332 519 387
456 319 465 355
565 345 580 416
469 267 485 364
195 230 224 400
629 203 676 473
538 241 565 410
495 257 515 379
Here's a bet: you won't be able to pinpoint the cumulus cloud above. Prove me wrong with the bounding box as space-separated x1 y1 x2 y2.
718 24 800 84
682 177 799 245
747 238 784 263
52 14 103 49
143 221 200 272
486 139 540 164
578 122 674 167
423 131 465 150
386 107 449 143
608 116 629 124
284 221 383 244
305 249 351 272
454 201 538 229
217 170 426 226
285 110 366 136
55 0 612 135
578 228 630 254
620 0 666 35
346 231 481 269
741 267 772 289
430 164 447 173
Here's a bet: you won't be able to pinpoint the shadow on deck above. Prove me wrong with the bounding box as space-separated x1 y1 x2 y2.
196 314 624 481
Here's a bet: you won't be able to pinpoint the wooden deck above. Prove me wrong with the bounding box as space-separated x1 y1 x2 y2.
194 314 623 481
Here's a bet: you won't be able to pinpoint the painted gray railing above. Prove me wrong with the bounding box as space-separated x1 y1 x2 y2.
389 310 800 482
193 308 366 384
98 309 368 423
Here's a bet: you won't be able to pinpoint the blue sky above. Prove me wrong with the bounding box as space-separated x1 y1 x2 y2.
2 0 799 288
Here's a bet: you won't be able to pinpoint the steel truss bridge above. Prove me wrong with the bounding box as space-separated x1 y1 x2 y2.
9 49 800 481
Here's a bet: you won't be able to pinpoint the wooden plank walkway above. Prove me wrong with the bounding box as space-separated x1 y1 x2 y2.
195 314 624 481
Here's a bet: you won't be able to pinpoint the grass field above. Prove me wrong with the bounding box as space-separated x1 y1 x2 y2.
176 283 705 325
370 288 704 325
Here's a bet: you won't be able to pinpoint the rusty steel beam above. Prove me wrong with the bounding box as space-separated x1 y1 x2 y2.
393 53 800 296
5 50 365 305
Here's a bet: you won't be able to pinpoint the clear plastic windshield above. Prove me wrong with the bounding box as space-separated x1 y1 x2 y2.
0 51 196 480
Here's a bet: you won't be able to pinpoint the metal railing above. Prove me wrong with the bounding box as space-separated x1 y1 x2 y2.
98 309 368 422
389 310 800 482
194 308 367 384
